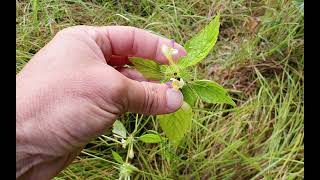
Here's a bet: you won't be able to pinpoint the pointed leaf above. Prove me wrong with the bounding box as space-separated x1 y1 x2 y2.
139 134 162 143
181 84 197 106
178 14 220 68
112 150 124 164
119 163 138 177
129 57 165 80
158 102 192 146
190 80 236 106
112 120 127 138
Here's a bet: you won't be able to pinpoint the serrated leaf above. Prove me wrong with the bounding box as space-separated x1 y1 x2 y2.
112 150 124 164
129 57 165 80
190 80 236 106
181 84 197 106
112 120 127 138
158 102 192 146
178 14 220 68
139 134 162 143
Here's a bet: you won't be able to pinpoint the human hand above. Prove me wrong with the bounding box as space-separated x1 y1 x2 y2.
16 26 187 179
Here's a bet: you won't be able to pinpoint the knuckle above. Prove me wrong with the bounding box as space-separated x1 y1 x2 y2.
141 82 161 114
108 78 129 113
56 25 90 37
56 26 76 36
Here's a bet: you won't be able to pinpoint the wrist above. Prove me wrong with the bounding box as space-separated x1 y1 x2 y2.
16 82 60 179
16 102 83 179
16 120 82 179
16 148 80 180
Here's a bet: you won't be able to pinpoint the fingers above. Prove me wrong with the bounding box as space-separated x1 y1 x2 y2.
118 68 147 82
119 68 160 83
94 26 187 64
125 80 183 115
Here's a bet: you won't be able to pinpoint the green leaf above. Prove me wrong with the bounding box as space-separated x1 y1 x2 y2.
112 150 124 164
178 14 220 68
139 134 162 143
129 57 165 80
189 80 236 106
158 102 192 146
181 84 197 106
112 120 127 138
119 163 138 177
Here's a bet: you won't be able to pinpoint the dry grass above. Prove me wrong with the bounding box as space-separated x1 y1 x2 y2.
16 0 304 179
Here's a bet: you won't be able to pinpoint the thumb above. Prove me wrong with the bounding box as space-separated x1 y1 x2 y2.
125 80 183 115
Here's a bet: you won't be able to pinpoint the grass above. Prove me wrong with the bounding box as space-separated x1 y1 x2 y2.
16 0 304 179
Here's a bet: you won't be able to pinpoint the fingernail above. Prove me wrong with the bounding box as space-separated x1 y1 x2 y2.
180 48 187 56
166 88 183 111
172 49 187 61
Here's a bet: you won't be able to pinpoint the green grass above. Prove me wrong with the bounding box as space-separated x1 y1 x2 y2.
16 0 304 179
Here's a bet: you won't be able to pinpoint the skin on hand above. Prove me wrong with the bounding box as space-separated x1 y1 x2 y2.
16 26 187 179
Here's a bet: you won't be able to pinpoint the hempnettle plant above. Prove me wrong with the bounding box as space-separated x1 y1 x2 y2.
106 14 236 179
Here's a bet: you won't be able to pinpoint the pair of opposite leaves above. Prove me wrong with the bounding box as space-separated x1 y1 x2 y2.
129 14 236 146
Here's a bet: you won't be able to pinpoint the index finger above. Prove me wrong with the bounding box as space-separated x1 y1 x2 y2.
93 26 187 64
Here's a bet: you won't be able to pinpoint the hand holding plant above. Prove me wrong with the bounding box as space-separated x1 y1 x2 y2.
16 12 235 180
16 25 186 179
109 14 236 179
130 14 235 146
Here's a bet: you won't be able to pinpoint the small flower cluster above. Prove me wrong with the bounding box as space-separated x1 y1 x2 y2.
170 78 185 90
161 40 185 90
